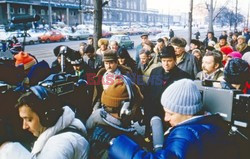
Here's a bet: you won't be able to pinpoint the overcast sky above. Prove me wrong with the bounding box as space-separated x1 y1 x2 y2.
147 0 249 15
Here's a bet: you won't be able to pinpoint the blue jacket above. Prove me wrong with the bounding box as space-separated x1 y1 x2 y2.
109 115 235 159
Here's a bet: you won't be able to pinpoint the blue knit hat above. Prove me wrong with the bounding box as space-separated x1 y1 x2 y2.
161 79 202 115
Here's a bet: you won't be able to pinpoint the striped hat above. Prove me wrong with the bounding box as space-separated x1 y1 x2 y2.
14 51 37 70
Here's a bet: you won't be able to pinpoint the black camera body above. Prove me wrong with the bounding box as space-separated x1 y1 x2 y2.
39 73 92 122
39 73 78 96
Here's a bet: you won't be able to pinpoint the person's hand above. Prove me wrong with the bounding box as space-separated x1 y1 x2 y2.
91 126 113 145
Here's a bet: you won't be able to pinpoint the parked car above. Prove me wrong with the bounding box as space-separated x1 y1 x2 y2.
109 35 134 49
7 32 38 45
39 31 66 43
68 30 91 40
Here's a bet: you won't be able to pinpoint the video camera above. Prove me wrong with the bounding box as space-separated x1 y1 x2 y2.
39 73 78 96
39 73 92 122
194 80 250 129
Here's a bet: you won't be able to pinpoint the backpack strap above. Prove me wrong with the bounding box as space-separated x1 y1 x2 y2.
56 127 86 139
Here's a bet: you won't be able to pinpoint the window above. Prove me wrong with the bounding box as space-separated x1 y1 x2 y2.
17 8 26 14
119 13 122 21
126 1 129 9
10 7 15 14
32 9 36 15
41 9 46 15
103 11 107 20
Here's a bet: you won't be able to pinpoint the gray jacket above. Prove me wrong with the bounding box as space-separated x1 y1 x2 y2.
177 52 201 79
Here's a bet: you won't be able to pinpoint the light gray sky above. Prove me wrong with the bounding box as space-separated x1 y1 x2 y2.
147 0 249 15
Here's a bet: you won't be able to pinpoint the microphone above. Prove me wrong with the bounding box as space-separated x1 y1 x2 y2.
150 116 164 152
11 14 40 24
60 46 67 73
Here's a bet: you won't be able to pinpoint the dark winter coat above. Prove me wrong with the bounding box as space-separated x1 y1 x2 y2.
109 115 236 159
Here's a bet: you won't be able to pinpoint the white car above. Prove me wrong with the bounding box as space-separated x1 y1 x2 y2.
8 32 39 45
68 30 91 40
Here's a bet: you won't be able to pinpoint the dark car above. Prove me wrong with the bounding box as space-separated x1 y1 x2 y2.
109 35 134 49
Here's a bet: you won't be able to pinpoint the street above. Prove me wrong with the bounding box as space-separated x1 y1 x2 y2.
25 27 224 66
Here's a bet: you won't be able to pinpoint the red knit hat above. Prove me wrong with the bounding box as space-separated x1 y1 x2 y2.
14 51 37 70
220 46 233 55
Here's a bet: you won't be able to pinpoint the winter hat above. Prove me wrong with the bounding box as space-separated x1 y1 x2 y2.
242 52 250 65
14 51 37 70
224 58 249 84
98 38 109 47
159 45 176 59
208 41 216 47
101 78 143 108
227 51 242 59
219 35 227 40
220 46 233 55
237 35 246 41
161 79 202 115
103 50 118 62
191 39 201 48
101 79 129 108
170 37 187 48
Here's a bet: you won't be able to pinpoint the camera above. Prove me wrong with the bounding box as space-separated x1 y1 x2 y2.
39 73 78 96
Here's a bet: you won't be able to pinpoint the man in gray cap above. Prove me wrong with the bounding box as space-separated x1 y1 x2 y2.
171 37 201 79
99 79 236 159
135 33 149 65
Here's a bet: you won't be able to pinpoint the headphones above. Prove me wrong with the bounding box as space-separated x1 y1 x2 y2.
119 75 135 119
30 85 62 127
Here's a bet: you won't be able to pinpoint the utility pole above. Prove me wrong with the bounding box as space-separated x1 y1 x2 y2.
188 0 193 45
234 0 238 32
208 0 214 32
93 0 103 51
79 0 83 25
48 0 52 30
247 1 250 28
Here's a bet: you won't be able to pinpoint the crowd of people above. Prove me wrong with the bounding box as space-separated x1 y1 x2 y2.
0 28 250 159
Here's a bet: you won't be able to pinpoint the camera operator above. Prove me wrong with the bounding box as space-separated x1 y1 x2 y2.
51 45 74 74
86 77 144 159
91 79 236 159
16 86 89 158
222 58 250 94
14 51 51 89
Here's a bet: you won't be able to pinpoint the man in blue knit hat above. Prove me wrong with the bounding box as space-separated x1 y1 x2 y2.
91 79 237 159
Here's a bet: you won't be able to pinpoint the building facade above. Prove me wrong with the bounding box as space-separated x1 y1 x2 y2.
0 0 172 26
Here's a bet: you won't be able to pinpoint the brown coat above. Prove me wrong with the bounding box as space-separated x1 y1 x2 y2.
92 65 133 107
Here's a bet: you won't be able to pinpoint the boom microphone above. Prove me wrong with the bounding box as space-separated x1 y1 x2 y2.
11 14 40 24
150 116 164 152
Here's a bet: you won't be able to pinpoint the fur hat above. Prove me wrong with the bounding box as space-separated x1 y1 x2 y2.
159 46 176 59
98 38 109 47
220 46 233 55
237 35 246 40
190 39 200 48
224 58 249 84
161 79 202 115
103 50 118 62
242 52 250 65
14 51 37 70
170 37 187 48
219 35 227 40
